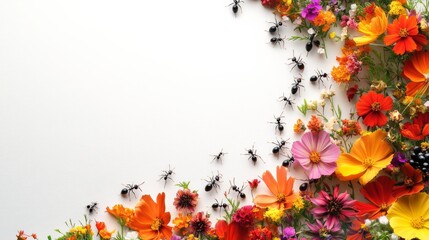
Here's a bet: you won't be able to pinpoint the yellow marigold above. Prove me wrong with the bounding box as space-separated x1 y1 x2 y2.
293 119 306 134
187 234 199 240
275 0 293 16
329 32 336 39
173 213 192 232
388 1 406 16
292 195 305 211
331 65 351 84
264 207 284 223
106 204 135 226
313 11 336 32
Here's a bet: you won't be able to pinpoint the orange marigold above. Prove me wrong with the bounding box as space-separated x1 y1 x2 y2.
293 119 306 133
106 204 135 226
307 115 324 133
331 65 351 84
313 10 336 32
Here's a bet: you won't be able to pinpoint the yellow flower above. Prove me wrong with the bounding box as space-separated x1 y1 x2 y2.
264 207 284 223
173 213 192 232
187 234 199 240
329 32 337 39
387 192 429 240
292 195 305 211
389 1 406 16
336 129 394 185
353 6 388 46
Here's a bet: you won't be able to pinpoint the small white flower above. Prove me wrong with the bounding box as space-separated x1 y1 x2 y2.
326 116 338 131
317 47 325 55
282 16 290 22
365 219 372 227
378 215 389 225
350 4 357 11
125 231 139 240
319 99 326 107
320 89 329 99
294 17 302 25
391 233 399 240
307 28 315 35
340 27 349 41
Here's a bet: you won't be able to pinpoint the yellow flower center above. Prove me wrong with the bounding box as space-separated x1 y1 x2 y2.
309 151 321 164
399 28 409 37
277 193 286 203
411 216 424 229
151 218 163 231
363 158 374 168
371 102 381 111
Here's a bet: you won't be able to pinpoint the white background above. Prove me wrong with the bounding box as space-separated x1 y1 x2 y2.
0 0 351 238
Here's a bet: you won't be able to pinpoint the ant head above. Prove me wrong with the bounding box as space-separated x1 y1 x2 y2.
280 140 286 145
291 57 296 62
248 149 253 154
278 22 282 26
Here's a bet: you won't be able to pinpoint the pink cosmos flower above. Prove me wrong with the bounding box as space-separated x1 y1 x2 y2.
291 130 340 179
306 219 343 240
311 185 356 227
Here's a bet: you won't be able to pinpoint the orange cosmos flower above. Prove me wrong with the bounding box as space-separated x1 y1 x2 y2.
354 176 397 220
403 51 429 97
384 15 428 55
353 5 388 46
128 192 172 240
253 166 297 209
336 129 394 185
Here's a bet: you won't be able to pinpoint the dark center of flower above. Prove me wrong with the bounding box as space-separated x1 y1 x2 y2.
151 218 163 231
192 220 209 235
404 177 415 187
309 151 321 164
327 199 343 216
411 216 424 229
380 203 389 213
277 193 286 203
179 193 194 208
371 102 381 111
399 28 409 38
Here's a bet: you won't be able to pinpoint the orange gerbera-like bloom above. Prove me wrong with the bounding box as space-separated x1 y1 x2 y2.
354 176 397 220
253 166 297 209
336 129 394 185
128 192 172 240
106 204 135 226
392 163 424 198
353 5 388 46
384 15 428 55
356 91 393 127
313 10 336 32
403 51 429 97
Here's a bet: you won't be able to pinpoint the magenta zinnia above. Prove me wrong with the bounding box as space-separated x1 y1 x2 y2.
291 130 340 179
311 185 356 226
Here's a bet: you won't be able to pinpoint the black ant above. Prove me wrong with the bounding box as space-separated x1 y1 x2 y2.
310 70 329 86
243 145 264 164
229 179 247 199
211 149 227 163
269 113 285 132
268 14 283 34
282 155 294 167
121 182 145 199
278 93 295 108
86 202 98 214
291 77 305 95
159 165 175 187
228 0 243 14
205 172 222 192
289 52 305 71
271 139 289 155
212 199 228 211
306 33 320 53
270 36 285 47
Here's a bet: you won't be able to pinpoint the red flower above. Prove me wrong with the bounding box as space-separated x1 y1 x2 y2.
384 15 428 55
354 176 397 220
356 91 393 127
347 84 358 101
215 220 250 240
260 0 279 8
95 221 106 231
347 218 371 240
248 179 260 190
401 112 429 140
392 163 424 198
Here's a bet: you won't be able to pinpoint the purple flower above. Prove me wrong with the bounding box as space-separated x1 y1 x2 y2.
283 227 296 238
301 0 322 21
306 219 343 240
310 185 356 227
391 152 407 167
291 130 340 180
170 236 182 240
